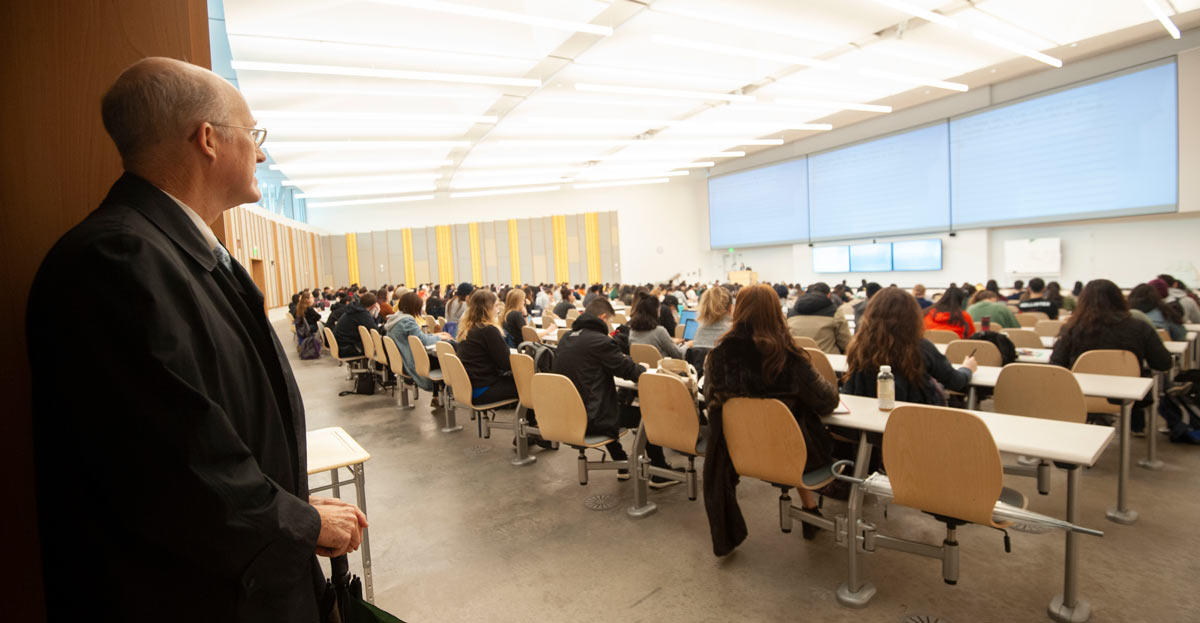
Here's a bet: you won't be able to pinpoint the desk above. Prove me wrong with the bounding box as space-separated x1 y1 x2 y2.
532 317 567 328
827 395 1111 622
932 342 1053 364
307 427 374 602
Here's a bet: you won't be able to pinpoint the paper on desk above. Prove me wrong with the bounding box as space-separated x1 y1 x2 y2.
831 400 850 415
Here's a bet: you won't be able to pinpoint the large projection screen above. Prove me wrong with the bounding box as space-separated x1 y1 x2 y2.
708 159 808 249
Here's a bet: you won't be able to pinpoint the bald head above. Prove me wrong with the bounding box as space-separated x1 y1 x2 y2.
101 57 237 171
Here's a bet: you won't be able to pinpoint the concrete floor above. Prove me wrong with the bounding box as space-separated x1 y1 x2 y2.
282 312 1200 623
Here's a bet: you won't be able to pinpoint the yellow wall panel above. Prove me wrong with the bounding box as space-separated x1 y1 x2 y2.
345 232 360 285
584 212 602 284
507 219 521 284
468 222 482 285
402 228 416 287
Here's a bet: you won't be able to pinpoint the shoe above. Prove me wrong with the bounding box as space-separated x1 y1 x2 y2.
817 479 851 502
649 465 685 489
617 469 630 481
801 507 823 540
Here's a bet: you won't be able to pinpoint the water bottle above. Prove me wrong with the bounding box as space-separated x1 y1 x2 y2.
981 315 991 332
877 365 895 411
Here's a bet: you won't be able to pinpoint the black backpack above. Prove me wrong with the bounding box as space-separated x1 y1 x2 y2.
518 341 557 373
966 330 1017 365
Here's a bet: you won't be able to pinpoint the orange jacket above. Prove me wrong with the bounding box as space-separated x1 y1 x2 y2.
923 309 975 339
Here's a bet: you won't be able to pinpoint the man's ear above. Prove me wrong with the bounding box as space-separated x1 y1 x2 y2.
192 122 219 162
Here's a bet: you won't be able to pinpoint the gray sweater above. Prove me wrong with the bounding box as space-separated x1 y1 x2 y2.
630 326 682 360
691 317 731 349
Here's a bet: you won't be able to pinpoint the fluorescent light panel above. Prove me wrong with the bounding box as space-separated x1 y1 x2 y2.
246 85 502 100
269 159 452 173
450 185 561 198
575 178 671 190
576 83 755 103
231 60 540 88
255 110 497 123
652 35 836 69
370 0 613 36
451 177 572 190
497 139 782 146
282 173 441 186
297 185 438 198
267 140 470 151
1141 0 1182 39
308 195 436 208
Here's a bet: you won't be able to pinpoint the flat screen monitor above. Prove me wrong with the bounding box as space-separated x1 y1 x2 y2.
892 239 942 271
950 61 1177 228
683 318 699 341
849 243 892 272
812 245 850 273
708 159 809 248
808 122 951 240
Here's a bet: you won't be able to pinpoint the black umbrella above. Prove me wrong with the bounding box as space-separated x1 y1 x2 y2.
323 555 407 623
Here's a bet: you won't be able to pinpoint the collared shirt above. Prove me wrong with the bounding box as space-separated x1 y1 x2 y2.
159 187 222 252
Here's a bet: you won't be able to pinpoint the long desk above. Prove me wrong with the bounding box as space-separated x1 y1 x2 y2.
932 341 1053 364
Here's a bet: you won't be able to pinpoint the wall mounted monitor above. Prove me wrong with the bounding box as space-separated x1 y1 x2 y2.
849 243 892 272
708 159 808 249
950 61 1177 229
892 239 943 271
808 122 951 241
812 245 850 273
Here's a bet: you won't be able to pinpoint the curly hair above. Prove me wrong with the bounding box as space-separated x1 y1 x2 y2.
845 287 926 386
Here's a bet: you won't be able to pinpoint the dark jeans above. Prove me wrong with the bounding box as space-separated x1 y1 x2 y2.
604 403 667 466
474 375 517 404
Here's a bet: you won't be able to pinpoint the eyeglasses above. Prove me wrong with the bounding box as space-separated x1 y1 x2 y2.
212 123 268 147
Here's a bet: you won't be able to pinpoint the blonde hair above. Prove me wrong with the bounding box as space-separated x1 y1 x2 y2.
697 286 732 326
457 289 499 340
502 289 525 319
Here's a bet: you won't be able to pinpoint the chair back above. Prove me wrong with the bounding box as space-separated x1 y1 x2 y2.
521 325 541 344
439 353 475 409
613 313 628 326
638 372 703 455
793 335 819 350
510 353 535 409
382 336 409 378
423 315 437 333
1034 320 1064 338
542 310 558 327
1072 349 1140 416
925 329 958 345
721 398 811 489
1157 328 1169 342
804 348 837 387
1001 328 1043 349
674 325 685 340
882 405 1004 527
530 373 589 445
556 328 570 342
323 327 342 359
944 339 1003 367
630 343 662 368
565 308 580 321
407 335 435 377
1016 311 1048 327
434 341 456 361
436 317 446 332
357 325 376 361
994 363 1087 423
370 329 388 366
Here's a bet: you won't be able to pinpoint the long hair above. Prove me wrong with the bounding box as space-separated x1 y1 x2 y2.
296 291 313 320
457 289 499 340
1128 283 1183 324
1062 279 1128 340
845 287 926 386
629 294 660 331
985 279 1000 294
928 286 968 329
723 284 806 384
1045 281 1064 307
502 288 526 320
697 286 732 326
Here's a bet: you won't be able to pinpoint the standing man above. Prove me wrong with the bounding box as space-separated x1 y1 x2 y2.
27 58 365 622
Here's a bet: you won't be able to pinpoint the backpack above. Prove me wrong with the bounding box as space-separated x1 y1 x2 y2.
1161 371 1200 444
518 341 557 373
339 372 376 396
965 330 1017 365
295 320 322 360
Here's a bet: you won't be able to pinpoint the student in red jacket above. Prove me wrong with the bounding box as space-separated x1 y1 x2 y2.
923 286 975 338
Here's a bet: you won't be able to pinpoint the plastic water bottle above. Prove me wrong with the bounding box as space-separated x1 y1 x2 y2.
877 365 895 411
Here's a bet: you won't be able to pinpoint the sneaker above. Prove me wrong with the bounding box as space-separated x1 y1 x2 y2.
617 469 630 481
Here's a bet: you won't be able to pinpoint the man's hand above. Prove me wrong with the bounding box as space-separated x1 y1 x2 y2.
311 497 368 557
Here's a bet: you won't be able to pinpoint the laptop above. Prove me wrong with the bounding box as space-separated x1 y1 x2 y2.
680 309 698 324
683 318 699 341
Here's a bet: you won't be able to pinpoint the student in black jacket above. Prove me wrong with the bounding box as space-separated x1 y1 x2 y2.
554 298 677 483
455 289 518 404
332 292 379 356
841 287 976 405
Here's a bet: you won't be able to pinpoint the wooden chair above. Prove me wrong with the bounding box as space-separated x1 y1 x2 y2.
531 373 630 484
565 308 580 322
1001 328 1044 349
805 348 838 387
674 325 685 340
324 326 367 379
286 312 296 335
630 343 662 368
381 336 417 410
721 397 836 535
944 340 1003 367
612 313 628 326
925 329 958 344
793 335 819 350
356 326 384 389
406 335 445 407
1071 350 1139 418
508 353 556 466
369 328 397 394
994 363 1088 495
879 405 1028 585
556 328 570 342
438 353 517 439
422 314 437 334
541 310 558 329
436 317 446 332
1034 320 1065 338
628 373 706 516
1156 328 1169 342
1016 311 1048 327
520 325 541 344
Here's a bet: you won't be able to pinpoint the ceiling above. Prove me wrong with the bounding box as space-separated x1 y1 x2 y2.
222 0 1200 210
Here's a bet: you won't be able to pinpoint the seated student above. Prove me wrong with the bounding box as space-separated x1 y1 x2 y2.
554 298 677 483
424 290 446 319
966 289 1019 329
924 287 976 338
386 292 453 399
787 282 852 354
844 287 976 405
375 287 395 324
629 295 683 360
455 290 518 404
500 289 553 347
1157 275 1200 323
1017 277 1059 319
912 284 933 309
659 294 681 337
294 291 321 334
1051 280 1172 433
445 283 472 323
582 284 602 308
703 284 840 551
1128 283 1186 340
332 292 380 356
553 287 575 319
691 286 733 349
851 282 881 319
985 279 1001 296
287 292 300 317
1007 279 1026 301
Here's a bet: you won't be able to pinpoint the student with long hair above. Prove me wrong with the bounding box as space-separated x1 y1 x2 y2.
445 282 473 323
500 288 552 347
844 287 976 405
1127 283 1186 340
294 291 321 334
702 284 840 552
923 286 976 338
628 294 683 359
691 286 733 349
456 290 518 403
386 292 453 398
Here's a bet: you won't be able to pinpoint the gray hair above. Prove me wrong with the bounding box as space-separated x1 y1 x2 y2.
100 57 230 168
